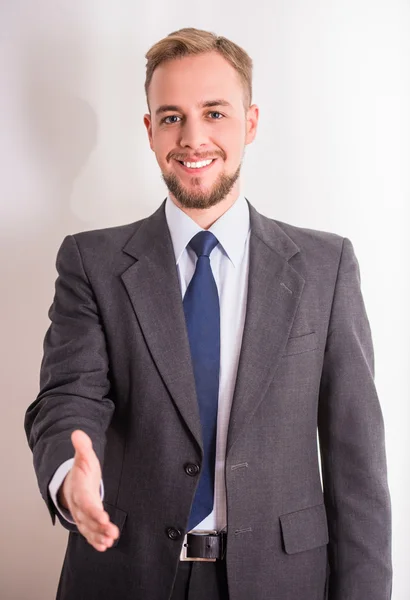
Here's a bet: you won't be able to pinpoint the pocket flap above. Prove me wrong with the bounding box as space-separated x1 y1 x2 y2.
282 331 318 356
103 501 127 547
279 503 329 554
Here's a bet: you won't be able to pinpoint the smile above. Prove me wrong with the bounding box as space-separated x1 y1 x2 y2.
175 158 217 173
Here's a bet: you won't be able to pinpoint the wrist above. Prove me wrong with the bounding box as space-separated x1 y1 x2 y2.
57 478 69 510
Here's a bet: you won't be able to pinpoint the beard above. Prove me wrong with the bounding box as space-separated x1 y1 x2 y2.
162 162 242 210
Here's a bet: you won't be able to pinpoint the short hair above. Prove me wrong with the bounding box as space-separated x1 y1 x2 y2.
145 27 253 110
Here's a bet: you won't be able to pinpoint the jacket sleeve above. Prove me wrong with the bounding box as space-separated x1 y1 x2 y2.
318 237 392 600
24 234 115 528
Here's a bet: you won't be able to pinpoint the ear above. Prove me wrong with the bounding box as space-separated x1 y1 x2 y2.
143 113 154 151
245 104 259 146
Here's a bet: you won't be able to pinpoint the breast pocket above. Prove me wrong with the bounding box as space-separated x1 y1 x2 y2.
282 331 318 357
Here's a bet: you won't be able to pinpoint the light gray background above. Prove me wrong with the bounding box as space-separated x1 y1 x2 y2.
0 1 408 599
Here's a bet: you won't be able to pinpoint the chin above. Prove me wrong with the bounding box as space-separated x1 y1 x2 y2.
162 162 241 210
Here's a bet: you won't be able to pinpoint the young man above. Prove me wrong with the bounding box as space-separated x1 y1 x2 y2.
25 28 392 600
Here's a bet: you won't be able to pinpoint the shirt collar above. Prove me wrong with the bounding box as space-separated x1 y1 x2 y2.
165 194 250 268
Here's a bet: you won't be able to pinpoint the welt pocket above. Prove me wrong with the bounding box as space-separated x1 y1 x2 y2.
279 502 329 555
103 501 128 547
282 331 318 356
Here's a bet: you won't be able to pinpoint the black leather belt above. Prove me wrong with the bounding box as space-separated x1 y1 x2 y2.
180 530 227 561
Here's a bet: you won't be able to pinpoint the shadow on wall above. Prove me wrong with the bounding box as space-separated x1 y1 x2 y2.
0 30 99 600
26 82 98 202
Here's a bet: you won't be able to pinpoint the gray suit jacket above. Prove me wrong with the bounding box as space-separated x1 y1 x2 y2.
24 198 392 600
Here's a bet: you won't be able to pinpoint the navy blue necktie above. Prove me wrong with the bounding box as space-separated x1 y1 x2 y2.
183 230 220 531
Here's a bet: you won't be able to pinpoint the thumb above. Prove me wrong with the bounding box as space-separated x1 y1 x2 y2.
71 429 94 462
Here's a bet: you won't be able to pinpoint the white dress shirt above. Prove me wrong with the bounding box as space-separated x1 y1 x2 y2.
49 194 251 532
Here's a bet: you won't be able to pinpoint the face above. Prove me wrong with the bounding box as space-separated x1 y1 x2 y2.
144 51 258 210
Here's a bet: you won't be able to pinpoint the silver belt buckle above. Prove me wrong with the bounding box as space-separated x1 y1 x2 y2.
180 530 218 562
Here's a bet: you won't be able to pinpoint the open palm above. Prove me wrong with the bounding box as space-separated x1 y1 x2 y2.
59 430 119 552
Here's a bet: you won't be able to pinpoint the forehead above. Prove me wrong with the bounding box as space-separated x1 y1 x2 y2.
148 51 244 109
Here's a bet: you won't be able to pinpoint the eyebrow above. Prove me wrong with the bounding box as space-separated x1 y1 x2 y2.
155 99 232 116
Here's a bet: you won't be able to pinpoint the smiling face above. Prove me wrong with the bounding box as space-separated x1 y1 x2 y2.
144 51 258 210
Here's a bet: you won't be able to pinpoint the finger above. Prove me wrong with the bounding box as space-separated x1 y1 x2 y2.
76 521 106 545
90 520 119 540
92 541 108 552
96 534 114 548
82 522 119 547
73 506 119 539
78 523 116 551
88 531 113 547
76 514 116 537
102 523 119 540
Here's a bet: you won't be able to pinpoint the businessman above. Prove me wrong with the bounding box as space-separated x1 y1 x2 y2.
25 27 392 600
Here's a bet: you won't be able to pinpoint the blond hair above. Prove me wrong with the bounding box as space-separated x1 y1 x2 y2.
145 27 253 109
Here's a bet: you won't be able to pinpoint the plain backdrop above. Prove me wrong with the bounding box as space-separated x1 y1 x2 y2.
0 1 409 599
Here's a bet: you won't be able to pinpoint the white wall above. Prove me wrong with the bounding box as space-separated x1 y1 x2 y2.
1 1 408 598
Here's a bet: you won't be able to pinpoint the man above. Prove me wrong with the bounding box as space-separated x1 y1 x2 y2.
25 27 392 600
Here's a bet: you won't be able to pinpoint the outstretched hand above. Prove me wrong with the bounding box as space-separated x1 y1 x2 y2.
57 430 119 552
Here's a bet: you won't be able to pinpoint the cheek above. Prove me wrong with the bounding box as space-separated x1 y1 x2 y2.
152 135 173 165
218 121 245 148
152 126 173 148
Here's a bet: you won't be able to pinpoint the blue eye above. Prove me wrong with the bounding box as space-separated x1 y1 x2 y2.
161 112 224 124
162 115 181 124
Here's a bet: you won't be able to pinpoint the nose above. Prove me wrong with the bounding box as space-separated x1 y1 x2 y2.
179 118 208 150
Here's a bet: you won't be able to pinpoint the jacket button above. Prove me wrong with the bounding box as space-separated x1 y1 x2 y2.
166 527 182 541
184 463 200 476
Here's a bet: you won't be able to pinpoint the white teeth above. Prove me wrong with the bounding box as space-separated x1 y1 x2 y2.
182 159 213 169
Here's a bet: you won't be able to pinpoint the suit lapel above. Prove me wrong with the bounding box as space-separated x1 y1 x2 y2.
120 198 305 458
226 202 305 455
121 200 202 451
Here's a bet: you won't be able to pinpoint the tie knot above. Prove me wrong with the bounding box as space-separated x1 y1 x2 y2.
188 230 219 258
